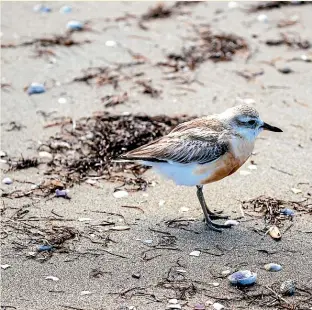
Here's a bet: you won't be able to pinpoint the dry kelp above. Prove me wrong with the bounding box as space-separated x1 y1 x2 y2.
40 113 194 191
7 157 39 171
265 33 310 50
248 1 311 12
158 24 248 71
242 195 311 227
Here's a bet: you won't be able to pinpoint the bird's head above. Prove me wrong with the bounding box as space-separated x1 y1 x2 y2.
219 104 283 141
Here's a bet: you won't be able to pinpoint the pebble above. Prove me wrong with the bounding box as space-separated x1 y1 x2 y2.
167 305 181 309
1 264 11 270
55 189 70 199
113 190 128 198
111 225 130 231
257 14 268 22
248 164 257 170
189 250 200 257
168 299 178 304
264 263 282 272
239 170 251 176
66 20 84 31
228 270 257 286
212 303 224 310
2 177 13 185
221 269 231 276
60 5 72 13
280 280 295 296
45 276 59 281
224 219 239 226
281 208 295 216
27 83 46 95
278 66 293 74
194 304 206 310
105 40 117 47
0 151 7 157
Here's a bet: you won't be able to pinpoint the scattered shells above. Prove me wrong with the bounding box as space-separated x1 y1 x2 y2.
2 177 13 185
291 188 302 194
281 208 295 216
189 250 200 257
264 263 282 272
113 190 129 198
268 225 281 240
228 270 257 286
280 280 295 296
111 225 130 231
66 20 84 31
224 219 239 226
45 276 59 281
27 83 46 95
212 303 224 310
240 170 251 176
1 264 11 270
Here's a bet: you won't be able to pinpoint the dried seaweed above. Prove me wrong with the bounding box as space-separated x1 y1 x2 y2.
46 226 77 246
136 80 162 98
158 24 248 72
1 34 91 49
7 157 39 171
40 113 194 191
242 195 311 227
141 3 174 20
248 1 311 12
265 33 310 49
101 92 128 107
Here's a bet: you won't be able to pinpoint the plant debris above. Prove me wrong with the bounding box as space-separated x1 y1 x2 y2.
265 33 310 49
101 92 128 107
7 156 39 171
136 80 162 98
1 34 91 49
39 112 194 191
242 195 311 227
248 1 312 12
141 3 173 20
158 24 248 72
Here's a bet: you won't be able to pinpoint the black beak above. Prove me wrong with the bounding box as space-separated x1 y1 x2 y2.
261 122 283 132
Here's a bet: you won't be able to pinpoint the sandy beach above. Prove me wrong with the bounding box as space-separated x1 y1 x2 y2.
1 2 312 310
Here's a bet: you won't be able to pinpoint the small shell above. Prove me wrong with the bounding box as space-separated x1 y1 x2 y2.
212 303 224 310
291 188 302 194
55 189 70 199
168 299 178 304
80 291 92 296
1 264 11 270
2 177 13 185
280 280 295 296
27 83 46 95
281 208 295 216
257 14 268 22
194 304 206 310
224 219 239 226
189 250 200 257
228 270 257 286
37 245 53 252
113 190 128 199
45 276 59 281
110 225 130 231
60 6 72 14
268 225 282 240
66 20 84 31
264 263 282 272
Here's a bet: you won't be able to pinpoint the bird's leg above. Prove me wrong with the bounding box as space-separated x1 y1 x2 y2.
196 185 233 231
196 185 228 220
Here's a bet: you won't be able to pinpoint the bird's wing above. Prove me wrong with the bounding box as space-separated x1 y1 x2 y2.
119 120 229 165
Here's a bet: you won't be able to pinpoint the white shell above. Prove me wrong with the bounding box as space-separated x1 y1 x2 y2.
224 220 239 226
213 302 225 310
113 190 128 198
1 264 11 269
45 276 59 281
189 250 201 257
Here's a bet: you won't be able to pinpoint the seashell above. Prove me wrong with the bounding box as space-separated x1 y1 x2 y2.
280 280 295 296
189 250 200 257
55 189 70 199
113 190 128 198
1 264 11 270
281 208 295 216
257 14 268 22
2 177 13 185
27 83 46 95
168 299 178 304
268 225 281 240
224 219 239 226
110 225 130 231
66 20 84 31
45 276 59 281
228 270 257 286
60 6 72 14
212 303 224 310
264 263 282 272
194 304 206 310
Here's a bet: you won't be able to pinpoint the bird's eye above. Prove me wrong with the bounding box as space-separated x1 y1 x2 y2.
248 120 256 125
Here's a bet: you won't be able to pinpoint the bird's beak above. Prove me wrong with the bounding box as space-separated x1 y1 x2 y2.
261 122 283 132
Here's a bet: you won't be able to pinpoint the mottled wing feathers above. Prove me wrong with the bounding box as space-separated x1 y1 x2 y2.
119 118 229 165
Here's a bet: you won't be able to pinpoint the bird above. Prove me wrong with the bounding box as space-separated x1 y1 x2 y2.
117 104 282 232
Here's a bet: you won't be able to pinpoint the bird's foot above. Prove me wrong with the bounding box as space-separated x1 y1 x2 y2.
203 216 233 233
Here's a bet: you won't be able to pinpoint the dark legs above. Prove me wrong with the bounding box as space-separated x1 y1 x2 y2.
196 185 233 232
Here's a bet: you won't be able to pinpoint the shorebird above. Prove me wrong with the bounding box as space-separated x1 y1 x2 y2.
118 104 282 232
